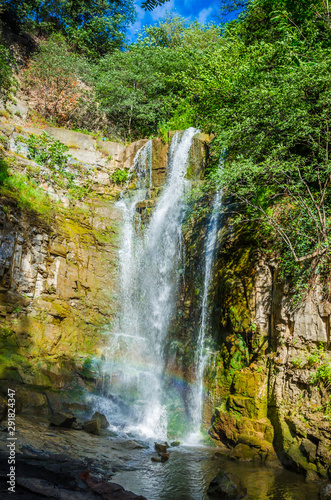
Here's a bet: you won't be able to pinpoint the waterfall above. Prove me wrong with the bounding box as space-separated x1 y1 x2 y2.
189 181 223 439
103 128 199 440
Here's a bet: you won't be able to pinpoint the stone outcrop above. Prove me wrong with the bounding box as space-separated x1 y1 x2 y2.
207 469 247 499
0 194 120 393
0 122 141 410
21 126 126 169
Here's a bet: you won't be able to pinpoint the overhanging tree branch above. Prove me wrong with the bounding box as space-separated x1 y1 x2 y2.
141 0 170 11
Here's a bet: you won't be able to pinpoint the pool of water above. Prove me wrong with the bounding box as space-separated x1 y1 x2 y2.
111 444 320 500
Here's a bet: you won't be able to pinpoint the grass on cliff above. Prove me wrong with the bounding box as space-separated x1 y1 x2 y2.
0 157 9 185
1 169 53 217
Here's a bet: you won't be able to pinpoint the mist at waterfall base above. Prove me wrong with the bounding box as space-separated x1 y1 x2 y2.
93 128 222 443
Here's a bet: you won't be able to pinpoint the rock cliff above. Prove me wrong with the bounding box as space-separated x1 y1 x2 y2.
0 120 211 416
176 198 331 479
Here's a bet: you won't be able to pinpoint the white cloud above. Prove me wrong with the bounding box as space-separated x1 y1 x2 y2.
128 4 146 37
128 19 142 37
197 6 213 24
150 0 175 21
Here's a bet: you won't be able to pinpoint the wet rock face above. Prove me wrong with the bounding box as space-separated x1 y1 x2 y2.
0 196 120 393
207 469 247 499
0 125 141 405
175 201 331 479
205 237 331 478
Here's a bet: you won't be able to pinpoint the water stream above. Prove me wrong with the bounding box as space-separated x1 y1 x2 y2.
103 128 198 440
189 188 223 439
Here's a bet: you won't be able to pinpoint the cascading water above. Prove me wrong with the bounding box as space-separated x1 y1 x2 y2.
189 181 223 439
101 128 199 440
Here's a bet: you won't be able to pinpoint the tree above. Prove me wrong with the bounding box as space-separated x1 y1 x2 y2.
173 0 331 284
139 13 187 48
94 14 222 140
1 0 171 58
219 0 250 16
95 44 185 140
23 35 89 122
0 41 13 102
1 0 136 59
142 0 170 11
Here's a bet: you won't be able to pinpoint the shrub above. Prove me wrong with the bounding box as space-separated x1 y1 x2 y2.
17 132 71 170
111 168 130 184
291 357 302 368
0 157 9 185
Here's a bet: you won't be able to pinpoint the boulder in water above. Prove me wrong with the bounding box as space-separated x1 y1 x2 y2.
154 442 168 453
83 471 147 499
170 441 180 447
151 456 162 463
92 411 109 429
49 412 76 428
84 419 101 436
159 452 169 462
207 469 247 498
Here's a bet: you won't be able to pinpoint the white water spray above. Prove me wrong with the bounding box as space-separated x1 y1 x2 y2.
104 128 199 440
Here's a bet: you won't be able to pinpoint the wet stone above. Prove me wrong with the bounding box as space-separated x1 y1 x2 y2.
159 452 169 462
92 411 109 429
71 419 84 430
84 419 101 436
49 412 76 428
320 484 331 500
208 469 247 499
154 442 168 453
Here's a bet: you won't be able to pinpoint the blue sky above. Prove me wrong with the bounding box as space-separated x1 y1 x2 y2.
128 0 222 41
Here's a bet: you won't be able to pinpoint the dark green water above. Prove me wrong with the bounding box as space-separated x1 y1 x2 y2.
111 445 320 500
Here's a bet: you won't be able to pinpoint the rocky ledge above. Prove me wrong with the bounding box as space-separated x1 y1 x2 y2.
0 414 148 499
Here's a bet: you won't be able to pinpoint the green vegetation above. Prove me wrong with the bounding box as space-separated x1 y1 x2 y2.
23 36 90 123
111 167 130 184
1 172 53 215
1 0 170 59
2 0 136 59
93 15 222 140
291 357 303 369
0 41 13 102
18 132 71 169
0 157 9 185
310 344 331 389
